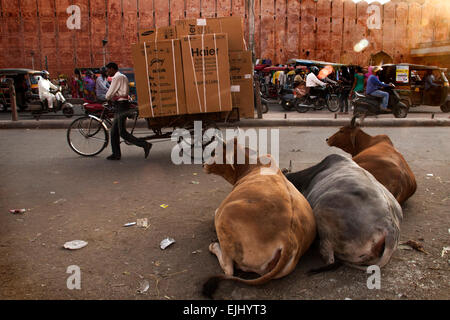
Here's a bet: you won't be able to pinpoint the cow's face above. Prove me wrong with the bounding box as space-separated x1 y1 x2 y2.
326 126 360 155
203 138 251 185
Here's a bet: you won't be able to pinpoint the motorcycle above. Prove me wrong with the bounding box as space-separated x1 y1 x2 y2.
28 86 74 118
295 84 340 113
351 84 408 119
278 85 297 111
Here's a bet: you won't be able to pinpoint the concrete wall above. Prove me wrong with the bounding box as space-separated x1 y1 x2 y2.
1 0 449 77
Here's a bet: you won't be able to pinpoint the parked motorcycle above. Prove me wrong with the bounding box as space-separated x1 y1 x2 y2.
278 86 297 111
295 84 340 113
352 85 408 119
28 86 74 118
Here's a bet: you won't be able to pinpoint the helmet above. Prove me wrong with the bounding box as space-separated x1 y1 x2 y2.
41 70 50 79
310 66 319 75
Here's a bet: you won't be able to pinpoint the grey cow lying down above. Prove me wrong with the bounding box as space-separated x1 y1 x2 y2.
286 154 403 270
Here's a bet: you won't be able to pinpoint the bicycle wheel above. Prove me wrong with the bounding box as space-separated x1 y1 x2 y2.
67 116 109 156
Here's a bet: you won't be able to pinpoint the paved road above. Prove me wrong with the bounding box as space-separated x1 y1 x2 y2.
0 127 449 299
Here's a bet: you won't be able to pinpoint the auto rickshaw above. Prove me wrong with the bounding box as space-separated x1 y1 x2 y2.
0 68 43 111
378 64 449 112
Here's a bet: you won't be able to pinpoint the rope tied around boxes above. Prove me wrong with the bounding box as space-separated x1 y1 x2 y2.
143 41 155 118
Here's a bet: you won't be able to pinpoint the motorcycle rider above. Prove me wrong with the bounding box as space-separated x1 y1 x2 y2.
366 66 392 112
38 70 58 110
306 66 327 97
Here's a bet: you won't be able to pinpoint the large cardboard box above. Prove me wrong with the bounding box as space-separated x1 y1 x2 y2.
131 40 187 118
180 33 232 114
229 51 254 119
175 17 245 52
138 26 176 43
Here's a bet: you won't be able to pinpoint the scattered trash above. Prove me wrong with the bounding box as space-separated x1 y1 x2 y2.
192 249 202 254
290 149 302 152
123 271 130 275
9 209 26 214
137 280 150 294
190 181 200 185
441 246 450 257
154 261 161 267
400 240 428 254
113 181 119 184
30 233 42 242
50 191 55 194
123 222 137 227
137 218 149 228
344 298 352 300
426 173 434 177
53 198 66 204
160 237 176 250
164 295 171 300
192 173 198 176
448 228 450 235
63 240 88 250
160 204 169 209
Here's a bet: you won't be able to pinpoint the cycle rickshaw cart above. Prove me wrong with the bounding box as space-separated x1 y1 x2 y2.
66 100 242 158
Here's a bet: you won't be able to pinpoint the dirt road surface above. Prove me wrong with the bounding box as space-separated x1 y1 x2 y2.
0 127 449 300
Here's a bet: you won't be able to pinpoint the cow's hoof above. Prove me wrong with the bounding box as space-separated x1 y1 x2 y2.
209 242 219 253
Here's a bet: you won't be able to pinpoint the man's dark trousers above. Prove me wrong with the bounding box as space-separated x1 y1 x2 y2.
110 101 147 157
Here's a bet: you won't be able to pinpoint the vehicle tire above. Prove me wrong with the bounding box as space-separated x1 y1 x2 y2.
295 98 309 113
0 103 6 112
63 103 74 118
440 102 450 113
326 95 340 112
393 102 408 118
281 100 292 111
67 116 109 156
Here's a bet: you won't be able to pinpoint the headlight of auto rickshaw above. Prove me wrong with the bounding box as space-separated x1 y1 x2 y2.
444 82 449 87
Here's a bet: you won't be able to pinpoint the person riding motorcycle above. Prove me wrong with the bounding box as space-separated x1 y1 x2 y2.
306 66 327 96
366 66 393 112
38 70 58 110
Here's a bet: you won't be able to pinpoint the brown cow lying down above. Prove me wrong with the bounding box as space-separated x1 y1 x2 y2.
286 154 403 270
202 141 316 298
326 118 417 205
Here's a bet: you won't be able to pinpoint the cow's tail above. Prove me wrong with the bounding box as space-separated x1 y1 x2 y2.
307 261 342 275
202 247 292 299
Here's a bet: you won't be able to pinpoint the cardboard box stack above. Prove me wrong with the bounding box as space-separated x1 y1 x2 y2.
132 17 254 119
